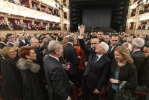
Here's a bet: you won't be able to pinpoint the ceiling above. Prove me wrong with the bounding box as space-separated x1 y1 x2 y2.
70 0 123 8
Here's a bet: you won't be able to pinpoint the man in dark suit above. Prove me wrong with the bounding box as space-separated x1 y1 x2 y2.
63 35 79 83
131 38 145 85
18 33 30 48
108 34 119 60
79 25 111 100
6 33 19 48
44 40 71 100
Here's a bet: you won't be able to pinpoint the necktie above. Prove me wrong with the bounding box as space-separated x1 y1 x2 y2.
94 55 98 63
109 45 112 53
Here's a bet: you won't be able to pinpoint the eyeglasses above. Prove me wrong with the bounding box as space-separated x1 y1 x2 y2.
8 37 14 39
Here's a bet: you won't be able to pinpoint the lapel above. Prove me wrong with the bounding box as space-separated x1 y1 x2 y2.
48 55 62 67
111 45 117 53
90 54 106 69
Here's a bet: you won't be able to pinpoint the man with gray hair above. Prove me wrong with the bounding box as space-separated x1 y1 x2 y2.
79 25 110 100
131 38 145 85
44 40 72 100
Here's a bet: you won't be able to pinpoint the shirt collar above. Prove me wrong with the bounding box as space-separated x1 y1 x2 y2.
96 54 103 61
68 42 73 46
49 54 59 61
132 49 140 54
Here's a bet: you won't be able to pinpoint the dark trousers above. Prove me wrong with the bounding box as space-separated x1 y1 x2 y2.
107 87 116 100
82 79 99 100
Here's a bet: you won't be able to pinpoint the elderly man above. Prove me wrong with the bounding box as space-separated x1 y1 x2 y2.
44 40 72 100
131 38 145 85
79 25 110 100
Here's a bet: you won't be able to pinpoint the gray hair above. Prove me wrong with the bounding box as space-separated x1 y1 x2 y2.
68 34 76 42
132 38 145 48
100 42 109 53
48 40 62 54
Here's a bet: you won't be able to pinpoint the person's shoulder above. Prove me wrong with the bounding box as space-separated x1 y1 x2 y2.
127 63 136 70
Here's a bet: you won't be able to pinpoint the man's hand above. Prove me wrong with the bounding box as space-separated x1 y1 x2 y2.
14 41 19 48
93 89 100 94
67 96 71 100
109 78 118 84
63 62 70 70
79 25 85 36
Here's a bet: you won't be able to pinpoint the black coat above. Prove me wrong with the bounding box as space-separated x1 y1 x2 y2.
19 39 30 48
131 51 145 71
1 58 23 99
140 56 149 81
63 43 79 82
109 60 137 90
108 45 118 60
17 58 45 100
79 39 111 91
44 55 71 100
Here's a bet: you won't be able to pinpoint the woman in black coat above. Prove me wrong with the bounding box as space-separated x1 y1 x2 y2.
1 46 23 100
107 46 137 100
17 46 45 100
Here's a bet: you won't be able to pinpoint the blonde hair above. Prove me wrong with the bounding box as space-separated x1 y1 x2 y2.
115 46 133 63
1 46 15 58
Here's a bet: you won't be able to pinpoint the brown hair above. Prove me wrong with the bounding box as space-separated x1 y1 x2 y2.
115 46 133 63
18 46 33 59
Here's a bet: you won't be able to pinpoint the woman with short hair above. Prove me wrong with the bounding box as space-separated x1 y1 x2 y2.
107 46 137 100
17 46 44 100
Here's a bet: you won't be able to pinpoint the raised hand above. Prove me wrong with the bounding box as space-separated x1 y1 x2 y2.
79 25 85 36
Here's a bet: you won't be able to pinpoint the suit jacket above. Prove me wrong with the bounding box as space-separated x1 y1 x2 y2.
44 55 71 100
131 51 145 72
19 39 30 48
79 39 110 91
63 43 79 75
7 42 14 47
108 45 118 60
139 55 149 81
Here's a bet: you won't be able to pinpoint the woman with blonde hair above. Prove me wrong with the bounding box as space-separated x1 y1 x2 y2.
1 46 23 100
107 46 137 100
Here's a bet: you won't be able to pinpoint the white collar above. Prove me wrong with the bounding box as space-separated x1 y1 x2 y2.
49 54 59 61
96 54 103 61
68 42 73 46
132 49 140 54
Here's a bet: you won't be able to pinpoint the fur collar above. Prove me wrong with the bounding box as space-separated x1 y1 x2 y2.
17 58 40 73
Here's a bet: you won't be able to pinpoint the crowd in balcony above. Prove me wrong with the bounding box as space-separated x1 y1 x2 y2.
138 22 149 30
7 0 60 17
139 7 149 14
0 19 62 30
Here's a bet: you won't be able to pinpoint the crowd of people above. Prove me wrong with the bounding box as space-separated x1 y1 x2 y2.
0 26 149 100
7 0 60 17
0 19 61 30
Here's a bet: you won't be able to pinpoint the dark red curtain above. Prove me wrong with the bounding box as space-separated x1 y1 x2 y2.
133 0 137 3
23 20 32 26
22 0 30 8
129 22 134 30
64 12 67 19
8 18 18 24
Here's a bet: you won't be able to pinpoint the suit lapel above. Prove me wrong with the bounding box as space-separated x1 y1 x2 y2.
48 56 62 67
90 55 105 69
